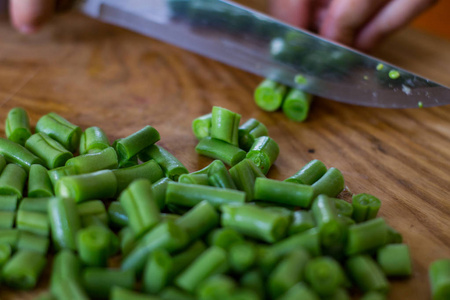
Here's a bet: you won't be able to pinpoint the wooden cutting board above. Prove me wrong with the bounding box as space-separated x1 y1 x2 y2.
0 7 449 300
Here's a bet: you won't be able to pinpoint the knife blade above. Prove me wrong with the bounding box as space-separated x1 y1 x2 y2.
77 0 450 108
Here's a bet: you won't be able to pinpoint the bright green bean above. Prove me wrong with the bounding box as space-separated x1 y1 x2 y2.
77 225 112 267
221 203 289 243
56 280 89 300
79 126 110 155
178 173 210 186
176 200 219 242
112 159 164 195
229 158 265 201
25 132 73 169
311 167 345 198
152 177 173 210
50 250 82 297
207 228 244 250
0 195 18 211
65 147 118 174
111 286 161 300
0 211 15 229
197 274 236 300
5 107 32 145
210 106 241 146
278 282 320 300
346 255 389 293
18 197 50 213
254 177 314 208
377 244 412 277
334 198 353 217
160 287 196 300
386 225 403 244
269 249 310 298
139 144 188 181
119 179 161 237
229 242 257 274
240 269 265 299
175 246 228 293
1 250 47 290
16 231 49 255
116 125 160 162
55 170 117 203
285 159 327 185
192 113 212 140
143 249 173 294
305 256 347 296
119 226 136 256
0 229 19 248
47 165 77 187
170 240 207 278
0 163 27 198
0 137 43 172
0 243 11 268
429 259 450 300
35 112 82 152
48 196 82 250
238 118 268 151
28 164 53 197
82 267 135 299
77 200 108 227
289 210 316 235
352 193 382 223
16 210 49 236
166 181 246 209
195 137 246 166
108 201 128 229
246 136 279 175
270 227 322 257
282 88 313 122
254 79 287 112
121 220 188 273
207 159 236 189
346 218 388 256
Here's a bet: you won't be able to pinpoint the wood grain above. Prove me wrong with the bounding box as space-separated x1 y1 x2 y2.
0 9 449 300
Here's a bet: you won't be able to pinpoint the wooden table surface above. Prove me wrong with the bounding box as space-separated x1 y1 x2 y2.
0 4 449 300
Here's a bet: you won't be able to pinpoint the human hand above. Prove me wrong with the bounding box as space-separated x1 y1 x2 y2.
9 0 74 34
269 0 437 51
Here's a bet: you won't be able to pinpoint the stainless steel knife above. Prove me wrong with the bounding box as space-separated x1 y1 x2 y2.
77 0 450 108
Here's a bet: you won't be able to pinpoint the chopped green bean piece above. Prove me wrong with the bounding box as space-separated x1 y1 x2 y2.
170 240 207 278
207 159 236 189
229 158 265 201
0 164 27 199
254 177 314 208
207 228 244 250
55 170 117 203
178 173 210 186
0 229 19 248
429 259 450 300
210 106 241 146
175 246 228 293
1 250 47 290
108 201 128 229
79 126 110 155
25 132 73 169
289 210 316 235
152 177 173 210
196 137 246 167
282 88 313 122
197 274 236 300
47 165 77 187
246 136 279 175
176 201 219 242
311 167 345 198
160 287 196 300
119 179 161 237
240 269 265 299
0 243 11 268
28 164 53 197
278 282 320 300
221 203 289 243
285 159 327 185
377 244 412 277
50 250 83 298
360 291 387 300
77 200 108 227
119 226 136 256
305 256 347 296
116 125 160 162
143 249 173 294
346 218 388 256
0 211 15 229
238 118 268 152
386 225 403 244
82 267 135 299
0 195 18 211
192 113 212 140
270 227 322 257
16 231 49 255
66 147 118 174
16 210 49 236
77 225 112 267
166 182 246 209
346 255 389 293
111 286 161 300
322 288 351 300
229 242 257 274
5 107 32 145
334 198 353 217
0 137 43 172
48 196 82 250
18 197 50 213
254 79 287 112
352 193 381 223
139 144 188 181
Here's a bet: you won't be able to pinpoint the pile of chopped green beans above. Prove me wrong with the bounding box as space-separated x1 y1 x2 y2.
254 79 313 122
0 106 448 300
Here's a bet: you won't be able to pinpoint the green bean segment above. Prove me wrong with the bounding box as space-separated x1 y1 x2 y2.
0 163 27 198
5 107 32 145
210 106 241 146
196 137 246 166
0 137 43 172
0 229 20 248
28 164 54 197
16 210 49 236
178 173 210 186
305 256 347 296
0 243 12 268
48 197 81 250
1 250 47 290
346 218 388 256
77 200 108 227
116 125 160 162
377 244 412 277
289 210 316 235
25 132 73 169
229 158 265 201
246 136 279 175
352 193 382 223
139 144 188 181
35 112 82 152
0 195 18 211
238 118 268 152
285 159 327 185
0 211 15 229
65 146 118 174
82 268 135 299
143 249 173 294
278 282 320 300
79 126 110 155
16 232 49 255
429 259 450 300
176 201 219 242
254 79 287 112
254 177 314 208
282 88 313 122
346 255 389 293
311 167 345 198
192 113 212 140
47 165 77 187
77 225 112 267
111 286 160 300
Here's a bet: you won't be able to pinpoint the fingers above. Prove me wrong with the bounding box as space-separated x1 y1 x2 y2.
355 0 437 51
269 0 312 29
9 0 55 34
319 0 390 46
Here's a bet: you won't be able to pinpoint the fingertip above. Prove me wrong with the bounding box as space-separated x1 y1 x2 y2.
269 0 312 29
9 0 55 33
